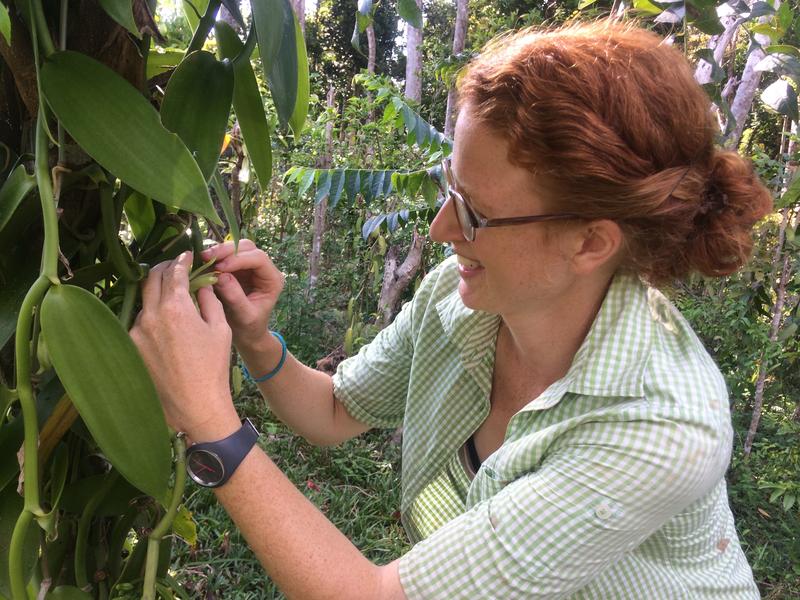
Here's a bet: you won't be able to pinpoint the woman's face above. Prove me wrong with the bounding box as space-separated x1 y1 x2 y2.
429 109 581 319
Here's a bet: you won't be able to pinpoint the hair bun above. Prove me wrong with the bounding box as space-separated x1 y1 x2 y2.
685 151 773 277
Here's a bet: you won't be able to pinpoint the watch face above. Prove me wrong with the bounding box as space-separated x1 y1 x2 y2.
187 449 225 487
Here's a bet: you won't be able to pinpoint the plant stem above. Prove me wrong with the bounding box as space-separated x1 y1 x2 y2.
141 436 186 600
186 0 222 54
75 471 119 590
119 281 138 330
14 276 51 516
35 109 60 284
232 25 258 68
101 185 143 283
190 217 204 270
9 509 35 600
57 0 68 164
30 0 56 57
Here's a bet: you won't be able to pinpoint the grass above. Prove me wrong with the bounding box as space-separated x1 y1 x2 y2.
169 384 410 599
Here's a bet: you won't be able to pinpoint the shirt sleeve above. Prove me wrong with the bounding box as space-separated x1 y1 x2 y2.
332 262 447 429
398 414 731 599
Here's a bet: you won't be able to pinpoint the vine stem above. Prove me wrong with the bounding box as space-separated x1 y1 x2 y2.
186 0 222 54
141 436 186 600
9 509 34 599
35 107 60 283
232 25 258 69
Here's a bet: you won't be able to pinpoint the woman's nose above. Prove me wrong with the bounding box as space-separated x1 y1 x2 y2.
429 195 463 244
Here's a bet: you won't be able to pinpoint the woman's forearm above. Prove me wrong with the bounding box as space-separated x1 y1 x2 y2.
212 444 406 600
236 332 369 446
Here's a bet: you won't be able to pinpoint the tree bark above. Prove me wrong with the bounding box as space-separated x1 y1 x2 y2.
743 118 796 457
366 23 376 74
377 229 425 326
726 0 781 148
404 0 423 103
443 0 467 138
306 85 335 300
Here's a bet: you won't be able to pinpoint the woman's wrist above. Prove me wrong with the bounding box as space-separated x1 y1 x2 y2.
236 331 286 383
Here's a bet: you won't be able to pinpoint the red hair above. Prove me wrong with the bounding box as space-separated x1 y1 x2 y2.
458 20 773 285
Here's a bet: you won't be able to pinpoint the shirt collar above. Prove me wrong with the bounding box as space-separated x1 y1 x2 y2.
435 270 654 410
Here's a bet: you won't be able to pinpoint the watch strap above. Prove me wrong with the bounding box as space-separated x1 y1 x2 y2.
186 418 260 488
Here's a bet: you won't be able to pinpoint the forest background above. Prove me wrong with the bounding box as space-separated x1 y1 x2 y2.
0 0 799 597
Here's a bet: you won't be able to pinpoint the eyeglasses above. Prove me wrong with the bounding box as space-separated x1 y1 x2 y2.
440 159 581 242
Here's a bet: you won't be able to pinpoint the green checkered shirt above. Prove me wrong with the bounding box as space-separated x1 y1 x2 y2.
333 256 758 599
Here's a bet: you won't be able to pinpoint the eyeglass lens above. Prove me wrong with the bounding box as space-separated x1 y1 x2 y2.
450 191 475 241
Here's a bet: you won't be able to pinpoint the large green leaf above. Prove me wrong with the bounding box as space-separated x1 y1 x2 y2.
251 0 285 76
289 14 309 137
161 51 233 181
398 0 422 28
267 0 298 128
182 0 210 31
41 285 172 504
0 165 36 234
0 3 10 45
124 191 156 243
215 22 273 187
98 0 140 38
41 51 220 224
211 170 241 249
0 487 38 598
146 48 186 80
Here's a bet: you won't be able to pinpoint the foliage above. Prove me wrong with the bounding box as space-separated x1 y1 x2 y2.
0 0 308 597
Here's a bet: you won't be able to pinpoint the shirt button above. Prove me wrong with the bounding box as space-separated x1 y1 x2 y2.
595 503 613 520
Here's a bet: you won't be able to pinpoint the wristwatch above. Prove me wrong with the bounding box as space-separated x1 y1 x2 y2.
185 418 260 488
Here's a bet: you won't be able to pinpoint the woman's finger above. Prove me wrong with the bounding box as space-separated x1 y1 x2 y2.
140 260 168 309
162 251 193 300
202 239 256 262
197 286 227 327
213 272 250 309
215 250 281 281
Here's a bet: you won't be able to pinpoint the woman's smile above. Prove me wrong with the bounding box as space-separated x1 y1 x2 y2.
456 254 483 278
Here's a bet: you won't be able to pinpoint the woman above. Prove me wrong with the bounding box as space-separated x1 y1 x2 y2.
131 20 772 598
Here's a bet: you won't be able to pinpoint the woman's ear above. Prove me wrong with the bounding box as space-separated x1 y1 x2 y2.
569 219 624 275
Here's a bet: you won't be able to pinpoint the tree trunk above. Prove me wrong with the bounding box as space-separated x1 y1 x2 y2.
404 0 423 103
366 23 376 74
306 86 335 300
726 0 781 148
377 229 425 327
443 0 467 138
743 118 796 457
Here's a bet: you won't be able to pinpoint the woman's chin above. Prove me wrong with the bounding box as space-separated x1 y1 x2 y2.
458 279 487 311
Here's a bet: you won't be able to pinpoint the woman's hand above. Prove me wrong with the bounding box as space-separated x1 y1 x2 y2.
130 251 240 443
201 239 284 352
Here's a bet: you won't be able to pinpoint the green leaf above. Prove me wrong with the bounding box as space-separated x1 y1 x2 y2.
371 170 385 200
761 79 799 121
211 170 241 250
289 14 309 137
329 169 345 207
98 0 141 38
631 0 661 14
182 0 210 32
124 191 156 243
359 171 373 202
766 45 800 58
172 504 198 545
252 0 285 75
45 586 93 599
267 0 299 128
0 486 38 598
298 168 314 196
41 285 172 504
783 493 796 511
578 0 599 8
0 165 36 233
0 3 10 44
421 175 439 208
41 51 220 224
344 170 360 202
215 23 273 187
61 473 142 517
161 51 233 181
315 170 332 204
398 0 422 28
146 49 186 80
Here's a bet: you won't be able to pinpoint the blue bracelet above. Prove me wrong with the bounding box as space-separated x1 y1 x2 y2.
242 331 287 382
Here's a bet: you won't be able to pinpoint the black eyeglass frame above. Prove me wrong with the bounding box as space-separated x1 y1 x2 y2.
440 159 582 242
